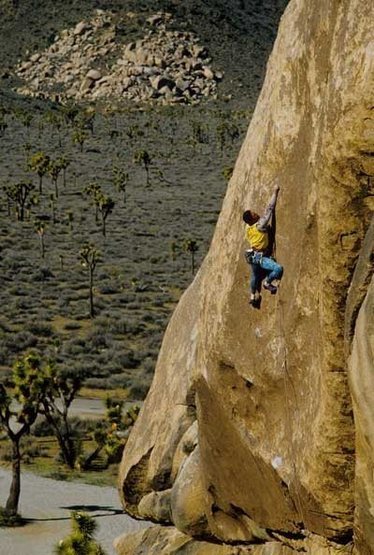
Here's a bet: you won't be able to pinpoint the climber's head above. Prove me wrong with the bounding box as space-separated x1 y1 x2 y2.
243 210 259 225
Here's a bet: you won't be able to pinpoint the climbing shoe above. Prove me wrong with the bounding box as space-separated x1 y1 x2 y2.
263 281 277 294
249 295 262 309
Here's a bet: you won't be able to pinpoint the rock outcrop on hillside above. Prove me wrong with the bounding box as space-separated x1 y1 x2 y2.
117 0 374 553
14 10 222 105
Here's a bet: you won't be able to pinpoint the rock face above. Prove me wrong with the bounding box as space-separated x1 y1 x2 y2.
117 0 373 553
346 220 374 555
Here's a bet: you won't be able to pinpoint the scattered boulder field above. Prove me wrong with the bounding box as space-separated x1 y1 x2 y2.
15 10 224 105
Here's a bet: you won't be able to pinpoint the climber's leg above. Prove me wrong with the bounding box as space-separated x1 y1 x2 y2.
260 257 283 294
249 263 262 308
250 263 262 294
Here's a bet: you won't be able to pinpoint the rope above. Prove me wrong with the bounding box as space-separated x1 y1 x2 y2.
271 207 277 259
270 199 306 528
277 295 307 529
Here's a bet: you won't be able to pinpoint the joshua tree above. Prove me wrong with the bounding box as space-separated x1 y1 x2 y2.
50 193 56 223
79 400 119 470
55 511 106 555
0 104 8 136
67 210 74 232
78 106 96 136
61 102 80 127
48 159 63 197
4 180 35 221
0 352 52 517
170 240 179 262
183 238 199 275
133 149 152 186
80 399 139 470
104 401 138 465
27 151 50 193
72 127 88 153
191 121 209 147
15 109 33 139
84 182 102 223
58 155 70 188
44 110 64 147
79 243 101 318
34 218 47 258
112 165 129 205
216 122 227 153
216 121 240 153
41 368 85 469
0 114 8 137
96 193 115 237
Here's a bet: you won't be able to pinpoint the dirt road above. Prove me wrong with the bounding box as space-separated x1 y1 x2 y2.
0 469 148 555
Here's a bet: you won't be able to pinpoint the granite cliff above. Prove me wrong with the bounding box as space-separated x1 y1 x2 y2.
117 0 374 553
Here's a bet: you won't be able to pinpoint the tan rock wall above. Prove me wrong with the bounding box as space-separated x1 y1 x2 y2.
349 277 374 554
118 0 374 552
346 219 374 554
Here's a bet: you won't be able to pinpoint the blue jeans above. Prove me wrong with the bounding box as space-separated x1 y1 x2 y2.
248 252 283 294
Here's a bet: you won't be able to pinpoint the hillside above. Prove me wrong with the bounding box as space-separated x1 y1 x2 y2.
0 0 288 106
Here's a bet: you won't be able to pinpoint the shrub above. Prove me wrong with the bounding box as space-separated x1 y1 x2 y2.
8 285 29 297
63 321 82 331
129 381 149 400
26 321 53 337
114 350 139 369
9 331 38 352
0 442 12 462
143 357 155 374
31 267 55 282
98 283 119 295
84 377 109 389
32 416 55 437
86 331 110 351
22 437 48 462
55 511 106 555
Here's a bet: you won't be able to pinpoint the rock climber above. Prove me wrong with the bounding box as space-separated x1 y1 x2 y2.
243 185 283 308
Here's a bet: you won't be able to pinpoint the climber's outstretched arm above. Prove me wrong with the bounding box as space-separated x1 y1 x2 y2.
257 185 280 231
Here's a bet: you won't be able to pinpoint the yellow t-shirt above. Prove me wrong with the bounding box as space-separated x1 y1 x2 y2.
246 224 269 251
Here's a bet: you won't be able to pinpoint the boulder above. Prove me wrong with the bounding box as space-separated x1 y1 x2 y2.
134 48 148 65
30 53 41 63
73 21 90 36
142 66 159 77
80 77 95 93
86 69 101 81
170 447 208 537
175 78 191 92
150 75 175 91
122 77 134 90
154 57 166 69
203 66 214 80
138 489 172 523
171 421 198 481
114 526 252 555
158 85 173 98
19 61 32 72
147 14 163 27
192 45 207 59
